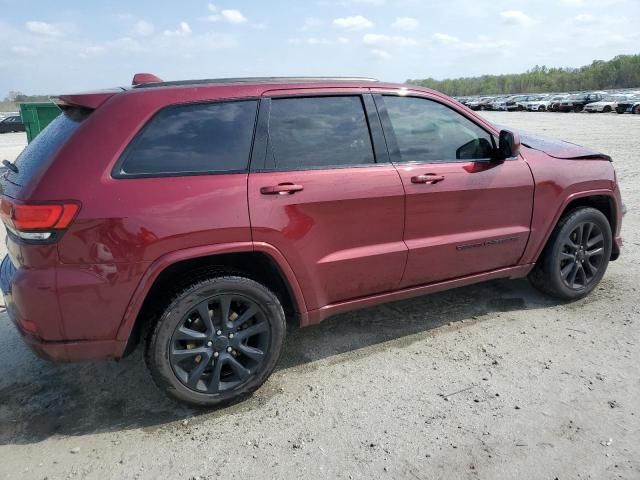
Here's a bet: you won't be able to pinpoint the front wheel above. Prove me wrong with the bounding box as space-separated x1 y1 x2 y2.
146 275 286 407
529 207 612 300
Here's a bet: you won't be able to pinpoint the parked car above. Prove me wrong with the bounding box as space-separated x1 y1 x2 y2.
527 95 566 112
467 97 495 111
615 95 640 114
583 94 629 113
519 95 548 111
0 75 624 407
0 115 25 133
558 93 605 112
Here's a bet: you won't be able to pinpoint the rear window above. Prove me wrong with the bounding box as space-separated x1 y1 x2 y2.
117 100 258 176
7 108 82 187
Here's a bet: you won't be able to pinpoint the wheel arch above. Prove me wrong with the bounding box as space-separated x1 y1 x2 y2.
533 190 619 264
115 242 308 356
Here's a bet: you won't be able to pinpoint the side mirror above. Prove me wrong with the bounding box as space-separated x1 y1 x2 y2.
496 129 521 160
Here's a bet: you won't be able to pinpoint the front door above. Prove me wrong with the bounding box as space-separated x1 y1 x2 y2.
374 93 535 288
248 92 407 311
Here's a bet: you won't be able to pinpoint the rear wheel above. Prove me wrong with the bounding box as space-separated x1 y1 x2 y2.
573 105 583 113
603 106 612 113
146 275 286 407
529 207 612 300
633 105 640 115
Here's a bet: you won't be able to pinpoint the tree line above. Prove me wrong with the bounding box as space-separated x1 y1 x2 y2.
407 53 640 96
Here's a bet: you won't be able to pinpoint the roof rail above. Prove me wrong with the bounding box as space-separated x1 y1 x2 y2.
132 76 379 89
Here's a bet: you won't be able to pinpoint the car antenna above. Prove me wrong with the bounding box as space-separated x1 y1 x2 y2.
2 159 18 173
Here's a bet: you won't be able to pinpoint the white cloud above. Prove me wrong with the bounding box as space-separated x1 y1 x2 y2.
354 0 385 4
204 4 248 24
500 10 536 27
432 32 515 50
221 9 247 24
163 21 191 36
25 21 63 37
132 20 155 36
432 33 460 45
363 33 417 47
299 17 323 31
288 36 347 46
370 48 390 59
333 15 374 30
392 17 419 31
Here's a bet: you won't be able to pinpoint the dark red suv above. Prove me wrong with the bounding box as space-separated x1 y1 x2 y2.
0 76 624 406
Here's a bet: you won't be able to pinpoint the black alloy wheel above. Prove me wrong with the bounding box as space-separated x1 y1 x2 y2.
558 221 606 290
146 275 286 407
529 207 612 300
170 294 270 393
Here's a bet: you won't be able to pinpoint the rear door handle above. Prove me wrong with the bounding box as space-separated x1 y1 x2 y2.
410 174 445 184
260 183 304 195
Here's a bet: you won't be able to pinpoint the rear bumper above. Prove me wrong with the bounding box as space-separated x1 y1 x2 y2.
7 318 125 362
1 254 126 362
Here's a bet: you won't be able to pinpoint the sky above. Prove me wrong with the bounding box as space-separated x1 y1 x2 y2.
0 0 638 96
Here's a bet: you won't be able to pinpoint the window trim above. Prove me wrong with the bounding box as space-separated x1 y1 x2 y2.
249 93 388 173
374 93 502 166
111 98 260 179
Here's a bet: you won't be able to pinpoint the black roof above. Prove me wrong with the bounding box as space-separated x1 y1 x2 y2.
133 76 379 89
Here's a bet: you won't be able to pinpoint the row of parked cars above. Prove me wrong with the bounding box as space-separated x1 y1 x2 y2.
459 91 640 114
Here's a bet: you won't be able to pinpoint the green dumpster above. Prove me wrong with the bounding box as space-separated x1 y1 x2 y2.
19 102 62 143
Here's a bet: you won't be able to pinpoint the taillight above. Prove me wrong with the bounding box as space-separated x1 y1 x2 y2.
0 197 80 242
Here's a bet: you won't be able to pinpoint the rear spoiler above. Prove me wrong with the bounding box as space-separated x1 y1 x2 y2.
55 87 125 110
54 73 163 109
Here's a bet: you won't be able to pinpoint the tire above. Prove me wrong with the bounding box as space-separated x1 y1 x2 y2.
633 105 640 115
529 207 612 300
146 275 286 407
573 105 583 113
539 106 546 112
603 106 612 113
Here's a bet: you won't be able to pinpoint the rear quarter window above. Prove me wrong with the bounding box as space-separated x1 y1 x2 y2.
116 100 258 177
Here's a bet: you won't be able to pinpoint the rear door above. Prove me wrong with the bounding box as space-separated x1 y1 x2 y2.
248 91 406 311
373 92 534 288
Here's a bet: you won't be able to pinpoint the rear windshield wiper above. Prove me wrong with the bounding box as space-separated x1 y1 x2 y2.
2 160 18 174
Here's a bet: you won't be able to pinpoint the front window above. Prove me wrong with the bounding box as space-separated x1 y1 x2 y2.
383 96 494 163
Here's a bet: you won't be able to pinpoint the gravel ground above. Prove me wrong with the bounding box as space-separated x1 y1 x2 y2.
0 112 638 480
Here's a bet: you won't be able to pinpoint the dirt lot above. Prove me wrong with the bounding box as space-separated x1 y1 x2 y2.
0 112 638 480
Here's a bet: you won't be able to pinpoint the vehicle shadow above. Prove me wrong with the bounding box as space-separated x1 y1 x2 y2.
0 278 560 445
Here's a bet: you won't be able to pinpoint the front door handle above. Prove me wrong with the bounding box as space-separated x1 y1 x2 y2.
411 174 445 184
260 183 304 195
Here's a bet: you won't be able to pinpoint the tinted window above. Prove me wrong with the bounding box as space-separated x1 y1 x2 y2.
120 100 257 176
7 108 80 188
267 96 374 170
384 96 494 163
